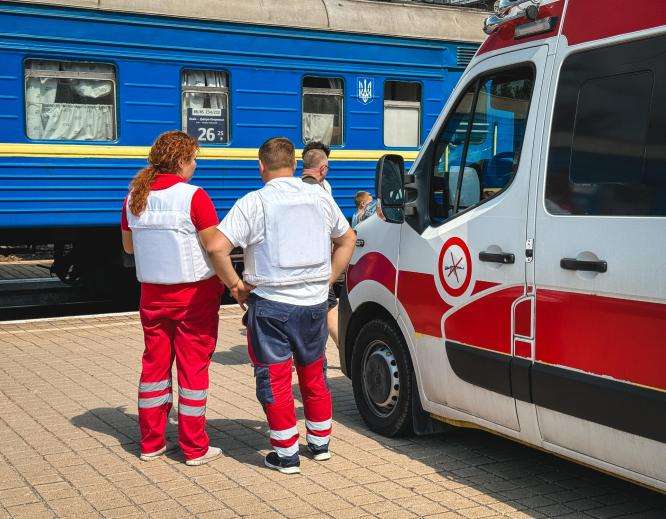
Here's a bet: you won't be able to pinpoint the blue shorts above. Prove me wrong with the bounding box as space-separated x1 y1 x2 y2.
246 294 329 367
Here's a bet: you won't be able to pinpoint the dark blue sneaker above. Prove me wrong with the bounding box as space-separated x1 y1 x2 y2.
264 451 300 474
307 442 331 461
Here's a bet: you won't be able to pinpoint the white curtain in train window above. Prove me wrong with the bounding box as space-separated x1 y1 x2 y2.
384 101 420 147
25 61 58 140
303 114 334 145
61 62 113 99
303 78 343 146
182 70 227 109
39 104 114 141
25 61 115 141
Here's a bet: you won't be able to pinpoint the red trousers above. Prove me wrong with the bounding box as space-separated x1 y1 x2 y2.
254 356 332 457
245 295 332 458
138 294 219 460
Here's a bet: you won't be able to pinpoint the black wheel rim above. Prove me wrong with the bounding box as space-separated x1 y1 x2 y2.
361 339 400 418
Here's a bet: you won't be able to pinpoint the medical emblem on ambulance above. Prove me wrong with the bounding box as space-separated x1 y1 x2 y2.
357 77 374 105
437 237 472 298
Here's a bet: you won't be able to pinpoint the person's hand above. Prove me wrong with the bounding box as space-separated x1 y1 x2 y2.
231 282 251 310
231 280 255 310
231 279 255 310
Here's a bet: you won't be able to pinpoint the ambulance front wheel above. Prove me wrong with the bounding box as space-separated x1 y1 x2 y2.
351 319 413 437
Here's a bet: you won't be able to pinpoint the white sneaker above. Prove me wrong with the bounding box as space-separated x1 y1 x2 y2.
264 451 301 474
185 446 221 466
307 443 332 461
312 450 332 461
140 442 176 462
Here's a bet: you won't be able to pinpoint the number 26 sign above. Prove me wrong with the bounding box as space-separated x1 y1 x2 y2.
186 107 227 143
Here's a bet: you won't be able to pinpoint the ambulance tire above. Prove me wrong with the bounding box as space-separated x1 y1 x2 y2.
352 319 413 437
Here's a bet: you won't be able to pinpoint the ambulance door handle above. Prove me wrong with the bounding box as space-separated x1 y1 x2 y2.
560 258 607 273
479 251 515 264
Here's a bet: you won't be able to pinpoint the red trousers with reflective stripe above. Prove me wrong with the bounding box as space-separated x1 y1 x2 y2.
298 359 333 446
249 353 332 457
138 297 219 460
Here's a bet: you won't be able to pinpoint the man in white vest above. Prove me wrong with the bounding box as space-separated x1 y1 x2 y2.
209 137 355 474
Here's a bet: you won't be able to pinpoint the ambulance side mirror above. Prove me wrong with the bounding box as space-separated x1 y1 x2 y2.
375 154 405 224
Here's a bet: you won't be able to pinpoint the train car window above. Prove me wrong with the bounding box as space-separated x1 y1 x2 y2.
181 70 229 144
429 65 534 225
24 59 117 141
384 81 421 147
302 77 343 146
546 35 666 216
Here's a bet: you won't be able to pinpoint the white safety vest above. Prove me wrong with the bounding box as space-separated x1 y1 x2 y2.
243 181 331 287
126 182 214 284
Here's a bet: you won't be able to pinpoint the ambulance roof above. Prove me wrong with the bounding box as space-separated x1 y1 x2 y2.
478 0 666 56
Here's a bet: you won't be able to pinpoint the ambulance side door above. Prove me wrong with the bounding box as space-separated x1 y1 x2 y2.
397 45 548 432
533 32 666 485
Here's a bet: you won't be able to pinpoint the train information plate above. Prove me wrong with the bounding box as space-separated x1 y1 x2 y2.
187 107 227 143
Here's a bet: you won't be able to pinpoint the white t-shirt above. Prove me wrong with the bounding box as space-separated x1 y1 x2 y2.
218 176 349 305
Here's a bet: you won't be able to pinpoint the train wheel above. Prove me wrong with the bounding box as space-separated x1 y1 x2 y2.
351 319 413 437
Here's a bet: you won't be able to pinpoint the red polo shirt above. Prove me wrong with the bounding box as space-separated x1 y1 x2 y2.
121 174 223 306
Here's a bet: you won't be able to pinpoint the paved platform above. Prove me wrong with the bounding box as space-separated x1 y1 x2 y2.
0 308 664 519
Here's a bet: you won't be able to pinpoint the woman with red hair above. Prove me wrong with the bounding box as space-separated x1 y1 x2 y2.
121 131 222 466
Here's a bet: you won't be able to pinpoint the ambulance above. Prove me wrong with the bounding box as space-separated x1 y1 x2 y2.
338 0 666 491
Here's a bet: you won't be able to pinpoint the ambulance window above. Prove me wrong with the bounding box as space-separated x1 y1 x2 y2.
429 65 534 225
302 77 344 146
384 81 421 147
24 59 117 141
181 70 229 144
546 35 666 216
430 85 476 222
570 72 652 185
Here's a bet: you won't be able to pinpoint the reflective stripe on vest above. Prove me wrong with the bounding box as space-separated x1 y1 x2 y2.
126 183 214 284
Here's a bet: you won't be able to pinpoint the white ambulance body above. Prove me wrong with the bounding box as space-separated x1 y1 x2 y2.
338 0 666 491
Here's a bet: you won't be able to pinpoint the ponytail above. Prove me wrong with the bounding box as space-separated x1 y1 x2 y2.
128 166 158 216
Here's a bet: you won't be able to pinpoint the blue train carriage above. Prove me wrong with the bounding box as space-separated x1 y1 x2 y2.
0 0 486 296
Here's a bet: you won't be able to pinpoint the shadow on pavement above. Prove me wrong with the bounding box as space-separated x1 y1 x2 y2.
321 375 666 515
211 343 249 366
70 372 666 517
72 406 271 469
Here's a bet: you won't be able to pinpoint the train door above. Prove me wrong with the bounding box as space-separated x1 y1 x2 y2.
533 33 666 486
396 45 548 431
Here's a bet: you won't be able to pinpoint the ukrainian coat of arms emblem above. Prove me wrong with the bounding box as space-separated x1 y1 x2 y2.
357 77 374 105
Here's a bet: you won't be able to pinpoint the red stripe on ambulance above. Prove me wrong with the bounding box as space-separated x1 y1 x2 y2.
397 270 452 337
444 286 524 355
471 280 500 295
535 289 666 392
346 251 396 293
